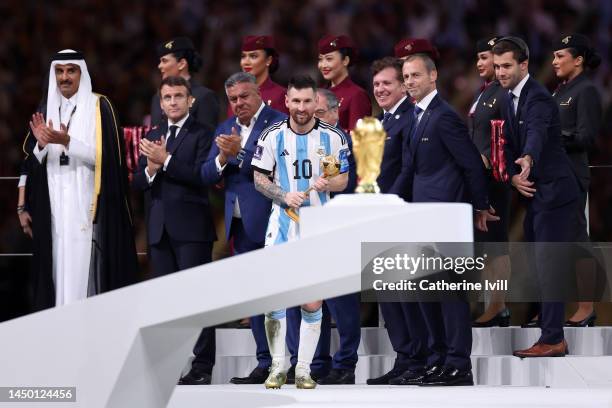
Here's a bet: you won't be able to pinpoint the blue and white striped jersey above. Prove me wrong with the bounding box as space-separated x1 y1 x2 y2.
252 118 349 245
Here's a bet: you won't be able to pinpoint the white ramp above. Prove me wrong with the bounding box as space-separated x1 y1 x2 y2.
0 196 473 407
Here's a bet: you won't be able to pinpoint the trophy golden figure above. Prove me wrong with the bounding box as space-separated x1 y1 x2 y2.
284 155 341 223
351 117 387 193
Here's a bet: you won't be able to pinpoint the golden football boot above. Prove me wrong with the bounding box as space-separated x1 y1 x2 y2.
264 362 287 389
295 372 317 389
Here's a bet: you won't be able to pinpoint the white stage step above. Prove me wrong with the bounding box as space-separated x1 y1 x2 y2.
214 326 612 357
194 326 612 386
207 355 612 387
168 385 612 408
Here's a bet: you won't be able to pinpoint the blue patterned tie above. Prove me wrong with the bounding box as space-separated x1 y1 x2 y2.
382 111 392 124
507 91 516 117
410 106 423 144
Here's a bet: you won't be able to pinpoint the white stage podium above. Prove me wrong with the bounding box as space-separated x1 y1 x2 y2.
0 195 473 407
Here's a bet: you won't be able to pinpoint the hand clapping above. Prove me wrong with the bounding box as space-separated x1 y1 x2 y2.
29 113 70 147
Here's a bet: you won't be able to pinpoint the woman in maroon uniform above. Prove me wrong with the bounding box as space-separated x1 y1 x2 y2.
317 35 371 132
226 35 287 116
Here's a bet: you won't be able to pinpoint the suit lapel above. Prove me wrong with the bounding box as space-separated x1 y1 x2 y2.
410 95 438 155
247 106 272 148
155 122 168 142
384 98 411 134
515 78 531 126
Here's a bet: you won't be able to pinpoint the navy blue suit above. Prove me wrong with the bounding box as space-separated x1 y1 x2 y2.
331 123 357 196
405 92 488 371
305 122 361 374
376 97 430 372
133 114 217 373
503 76 580 345
133 114 217 270
378 97 414 200
201 105 286 370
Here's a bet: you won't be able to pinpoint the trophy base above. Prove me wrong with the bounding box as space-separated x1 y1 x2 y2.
355 183 380 194
326 193 406 207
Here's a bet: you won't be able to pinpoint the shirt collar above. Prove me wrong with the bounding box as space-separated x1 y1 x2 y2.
236 102 265 128
61 94 77 108
384 96 408 115
416 89 438 112
511 73 530 99
168 113 189 130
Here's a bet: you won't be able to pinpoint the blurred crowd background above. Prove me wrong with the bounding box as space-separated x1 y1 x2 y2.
1 0 611 320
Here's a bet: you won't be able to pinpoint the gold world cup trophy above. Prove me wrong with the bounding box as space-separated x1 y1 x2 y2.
351 117 387 193
285 155 341 223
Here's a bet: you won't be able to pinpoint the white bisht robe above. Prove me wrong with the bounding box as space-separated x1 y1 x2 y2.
33 56 98 306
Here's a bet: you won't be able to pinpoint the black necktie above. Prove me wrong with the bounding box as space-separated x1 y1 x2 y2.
166 125 178 151
507 91 516 127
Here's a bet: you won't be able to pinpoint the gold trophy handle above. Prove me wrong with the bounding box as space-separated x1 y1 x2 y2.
284 174 332 223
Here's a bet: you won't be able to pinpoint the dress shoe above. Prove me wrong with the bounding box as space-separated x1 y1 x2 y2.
366 368 404 385
420 366 474 386
178 368 212 385
316 368 355 385
389 366 440 386
286 365 295 384
565 312 596 327
230 366 269 384
472 308 511 327
521 318 540 328
513 340 568 358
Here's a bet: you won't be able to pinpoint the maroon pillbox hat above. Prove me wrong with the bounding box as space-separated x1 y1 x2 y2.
394 38 440 61
241 35 276 52
318 34 355 55
241 35 279 72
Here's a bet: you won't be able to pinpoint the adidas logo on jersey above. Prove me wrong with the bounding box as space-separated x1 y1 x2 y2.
280 149 290 156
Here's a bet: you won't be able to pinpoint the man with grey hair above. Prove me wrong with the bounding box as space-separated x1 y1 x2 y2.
315 89 357 194
389 49 497 387
312 88 361 385
315 89 340 126
201 71 287 384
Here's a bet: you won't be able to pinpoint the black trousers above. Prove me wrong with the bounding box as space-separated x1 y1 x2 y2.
524 199 578 345
149 228 215 373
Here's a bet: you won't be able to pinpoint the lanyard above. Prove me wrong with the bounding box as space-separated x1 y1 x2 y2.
59 104 77 131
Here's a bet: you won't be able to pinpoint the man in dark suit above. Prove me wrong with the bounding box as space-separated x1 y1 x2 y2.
307 88 360 385
469 36 512 327
315 89 357 195
133 76 217 384
365 57 430 385
492 37 580 357
390 50 498 386
200 72 286 384
372 57 414 200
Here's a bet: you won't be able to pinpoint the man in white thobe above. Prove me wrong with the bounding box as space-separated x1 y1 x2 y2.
25 49 138 308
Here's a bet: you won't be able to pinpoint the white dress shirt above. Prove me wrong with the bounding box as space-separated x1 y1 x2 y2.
509 74 530 114
415 89 438 123
383 95 408 116
215 102 266 218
